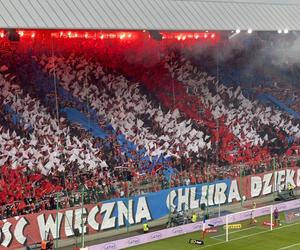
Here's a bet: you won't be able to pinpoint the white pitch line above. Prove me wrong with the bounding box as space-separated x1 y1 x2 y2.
192 221 300 250
211 236 223 241
277 242 300 250
211 226 265 239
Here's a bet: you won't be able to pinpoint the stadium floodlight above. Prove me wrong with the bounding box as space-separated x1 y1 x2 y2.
284 29 289 34
247 28 253 34
5 29 20 41
278 29 282 34
148 30 163 41
229 29 240 39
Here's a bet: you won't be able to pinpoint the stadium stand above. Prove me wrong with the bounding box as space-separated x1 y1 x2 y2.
0 36 300 221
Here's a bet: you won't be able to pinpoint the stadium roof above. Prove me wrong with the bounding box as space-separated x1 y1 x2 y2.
0 0 300 31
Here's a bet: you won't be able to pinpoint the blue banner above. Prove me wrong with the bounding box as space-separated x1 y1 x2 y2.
100 178 236 230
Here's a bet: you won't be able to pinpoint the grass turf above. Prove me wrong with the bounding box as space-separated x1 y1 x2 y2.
129 214 300 250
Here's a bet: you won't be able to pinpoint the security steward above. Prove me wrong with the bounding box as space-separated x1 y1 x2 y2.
191 212 197 223
41 239 53 250
288 182 295 196
41 240 47 250
143 222 149 233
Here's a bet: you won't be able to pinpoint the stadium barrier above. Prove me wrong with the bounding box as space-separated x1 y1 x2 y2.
88 199 300 250
0 167 299 249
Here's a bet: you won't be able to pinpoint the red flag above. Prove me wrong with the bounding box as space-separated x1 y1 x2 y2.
18 201 27 210
30 174 42 183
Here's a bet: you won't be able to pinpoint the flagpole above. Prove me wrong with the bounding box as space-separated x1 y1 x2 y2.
272 157 276 201
240 165 244 207
81 186 85 248
127 195 130 233
168 172 172 227
55 192 59 250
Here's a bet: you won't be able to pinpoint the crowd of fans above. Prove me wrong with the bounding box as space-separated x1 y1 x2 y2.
0 38 300 219
166 53 300 147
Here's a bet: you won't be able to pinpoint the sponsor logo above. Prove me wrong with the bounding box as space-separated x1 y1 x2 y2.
278 204 287 211
210 218 223 226
231 215 236 222
262 208 270 213
189 239 204 245
150 232 162 240
206 228 218 233
262 221 275 227
223 224 242 229
192 223 202 230
128 237 140 246
171 227 183 234
103 243 117 250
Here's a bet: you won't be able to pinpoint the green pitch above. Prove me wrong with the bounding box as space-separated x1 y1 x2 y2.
129 214 300 250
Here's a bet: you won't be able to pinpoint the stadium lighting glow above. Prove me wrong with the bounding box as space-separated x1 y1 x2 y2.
277 29 282 34
6 30 219 42
284 29 289 34
247 29 252 34
109 33 117 39
120 33 126 39
236 29 241 34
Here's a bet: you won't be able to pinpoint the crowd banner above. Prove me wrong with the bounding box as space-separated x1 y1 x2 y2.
243 167 300 198
0 168 300 249
88 199 300 250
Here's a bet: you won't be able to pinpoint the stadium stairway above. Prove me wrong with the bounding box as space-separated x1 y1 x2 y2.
0 103 33 138
61 107 107 139
209 66 300 120
101 60 261 164
261 93 300 119
258 93 299 144
15 58 172 175
3 104 23 125
217 66 300 119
